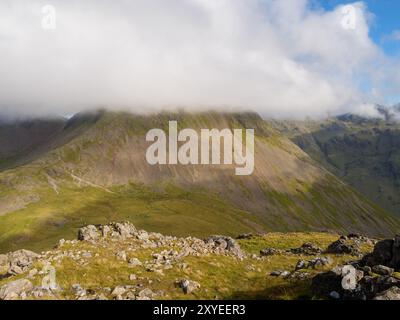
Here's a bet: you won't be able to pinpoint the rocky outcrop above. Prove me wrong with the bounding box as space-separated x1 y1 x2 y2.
325 238 360 256
204 236 245 259
312 235 400 300
290 243 323 255
0 249 39 276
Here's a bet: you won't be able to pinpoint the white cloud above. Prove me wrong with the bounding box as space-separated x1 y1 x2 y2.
384 30 400 41
0 0 398 118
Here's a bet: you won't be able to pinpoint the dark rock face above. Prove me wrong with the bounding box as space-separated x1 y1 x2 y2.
361 236 400 270
311 271 343 297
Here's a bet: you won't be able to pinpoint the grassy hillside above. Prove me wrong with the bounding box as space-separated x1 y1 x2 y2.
0 182 264 253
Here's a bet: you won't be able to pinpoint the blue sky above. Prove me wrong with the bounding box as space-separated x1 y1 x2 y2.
319 0 400 57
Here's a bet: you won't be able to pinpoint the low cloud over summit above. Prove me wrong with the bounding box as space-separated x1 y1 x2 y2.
0 0 399 118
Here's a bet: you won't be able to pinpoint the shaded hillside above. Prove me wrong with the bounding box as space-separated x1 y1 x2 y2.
272 115 400 217
0 111 399 253
0 112 102 171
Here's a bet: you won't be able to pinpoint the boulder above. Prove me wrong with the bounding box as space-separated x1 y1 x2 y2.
260 248 281 256
270 270 290 277
372 265 394 276
290 242 323 255
295 257 332 271
390 235 400 269
137 288 155 300
311 271 343 297
111 286 127 296
7 249 39 275
78 225 100 241
361 239 393 267
325 239 360 256
0 279 33 300
128 258 142 267
373 286 400 300
178 279 200 294
112 222 136 239
205 236 244 258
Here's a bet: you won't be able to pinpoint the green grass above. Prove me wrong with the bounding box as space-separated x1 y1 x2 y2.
0 183 265 254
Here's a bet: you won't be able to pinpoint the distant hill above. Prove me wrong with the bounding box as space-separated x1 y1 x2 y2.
0 110 398 253
272 105 400 217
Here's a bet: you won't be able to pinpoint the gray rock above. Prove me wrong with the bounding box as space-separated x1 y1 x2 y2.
295 257 332 271
113 222 136 239
137 288 155 299
78 225 100 241
129 274 137 281
71 284 86 297
7 249 39 275
111 286 127 296
128 258 142 267
0 279 33 300
260 248 281 256
116 251 127 261
290 243 323 255
372 265 394 276
270 270 290 277
178 279 200 294
373 286 400 300
330 291 340 299
205 236 244 258
326 239 360 256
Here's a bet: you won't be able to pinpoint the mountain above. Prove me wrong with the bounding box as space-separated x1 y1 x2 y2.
272 108 400 217
0 110 399 253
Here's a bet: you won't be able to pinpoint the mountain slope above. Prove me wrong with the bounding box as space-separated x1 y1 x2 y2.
0 111 398 253
272 115 400 217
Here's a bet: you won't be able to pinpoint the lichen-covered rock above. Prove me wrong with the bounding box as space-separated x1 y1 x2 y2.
0 279 33 300
78 225 100 241
7 249 39 275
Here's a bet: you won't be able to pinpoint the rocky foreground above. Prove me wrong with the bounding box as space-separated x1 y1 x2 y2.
0 222 400 300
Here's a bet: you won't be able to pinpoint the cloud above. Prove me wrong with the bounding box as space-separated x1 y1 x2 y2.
384 30 400 41
0 0 398 119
